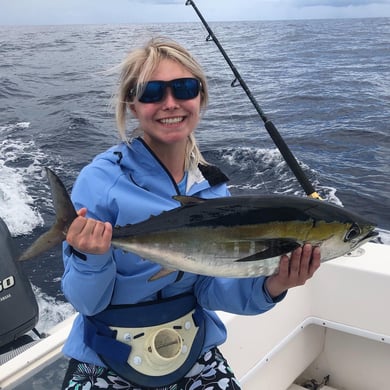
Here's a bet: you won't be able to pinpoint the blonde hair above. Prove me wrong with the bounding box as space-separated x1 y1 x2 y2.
115 37 209 170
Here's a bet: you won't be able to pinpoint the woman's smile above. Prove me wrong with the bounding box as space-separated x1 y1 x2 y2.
158 116 186 125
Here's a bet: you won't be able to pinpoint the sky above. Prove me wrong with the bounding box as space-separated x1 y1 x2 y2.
1 0 390 26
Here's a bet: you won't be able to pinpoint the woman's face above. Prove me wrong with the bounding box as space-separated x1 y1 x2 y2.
129 58 201 149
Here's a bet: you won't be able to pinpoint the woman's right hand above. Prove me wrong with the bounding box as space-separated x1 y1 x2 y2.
66 208 113 255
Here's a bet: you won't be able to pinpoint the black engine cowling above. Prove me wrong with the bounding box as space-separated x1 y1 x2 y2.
0 218 39 348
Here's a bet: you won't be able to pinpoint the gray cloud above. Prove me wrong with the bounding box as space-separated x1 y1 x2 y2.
292 0 390 6
1 0 389 26
131 0 183 3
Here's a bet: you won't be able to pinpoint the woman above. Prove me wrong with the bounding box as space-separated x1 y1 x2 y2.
61 37 320 390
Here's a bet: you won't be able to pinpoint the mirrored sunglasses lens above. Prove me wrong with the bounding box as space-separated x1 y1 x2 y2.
172 78 200 100
139 81 164 103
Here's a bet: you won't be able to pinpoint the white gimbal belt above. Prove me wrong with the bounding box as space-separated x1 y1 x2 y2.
84 293 205 388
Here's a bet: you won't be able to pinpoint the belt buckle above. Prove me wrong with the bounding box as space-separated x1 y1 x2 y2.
110 309 198 376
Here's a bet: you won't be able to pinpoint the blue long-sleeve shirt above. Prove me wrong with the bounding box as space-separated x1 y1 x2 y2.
62 137 285 366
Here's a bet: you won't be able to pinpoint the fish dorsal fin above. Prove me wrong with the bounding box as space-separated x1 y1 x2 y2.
173 195 206 206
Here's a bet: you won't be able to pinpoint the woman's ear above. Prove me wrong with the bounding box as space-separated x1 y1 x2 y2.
129 103 138 118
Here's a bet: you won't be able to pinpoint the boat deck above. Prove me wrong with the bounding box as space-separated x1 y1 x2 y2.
289 385 338 390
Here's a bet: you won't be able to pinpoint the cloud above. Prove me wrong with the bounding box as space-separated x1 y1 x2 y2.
1 0 389 26
291 0 390 6
131 0 183 3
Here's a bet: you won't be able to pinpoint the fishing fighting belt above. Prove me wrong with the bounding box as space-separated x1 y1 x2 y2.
83 293 205 387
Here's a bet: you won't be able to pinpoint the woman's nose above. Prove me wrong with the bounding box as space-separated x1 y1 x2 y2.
161 87 179 109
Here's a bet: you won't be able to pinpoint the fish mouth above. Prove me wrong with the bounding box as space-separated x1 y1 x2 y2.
365 230 379 240
359 230 379 244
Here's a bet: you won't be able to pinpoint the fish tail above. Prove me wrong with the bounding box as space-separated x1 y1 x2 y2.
18 168 77 261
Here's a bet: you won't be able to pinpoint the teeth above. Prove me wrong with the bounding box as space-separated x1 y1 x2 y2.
160 117 184 124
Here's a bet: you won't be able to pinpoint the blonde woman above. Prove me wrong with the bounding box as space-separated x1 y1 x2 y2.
61 37 320 390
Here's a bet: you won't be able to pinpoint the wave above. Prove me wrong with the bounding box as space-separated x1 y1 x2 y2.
32 285 75 334
0 122 48 235
203 146 340 203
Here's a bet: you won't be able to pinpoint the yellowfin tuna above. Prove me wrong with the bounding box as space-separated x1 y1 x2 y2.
19 168 377 279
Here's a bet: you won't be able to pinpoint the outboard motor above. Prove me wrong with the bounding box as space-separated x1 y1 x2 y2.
0 217 39 350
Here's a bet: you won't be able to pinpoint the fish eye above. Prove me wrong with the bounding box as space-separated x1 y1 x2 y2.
344 224 361 242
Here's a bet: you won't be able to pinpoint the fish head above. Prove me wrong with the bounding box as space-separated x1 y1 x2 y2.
342 219 378 249
311 210 378 261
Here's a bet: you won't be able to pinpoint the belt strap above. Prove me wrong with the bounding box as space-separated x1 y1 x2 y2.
84 316 131 363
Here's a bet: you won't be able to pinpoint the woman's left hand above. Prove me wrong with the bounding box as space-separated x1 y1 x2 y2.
264 243 321 299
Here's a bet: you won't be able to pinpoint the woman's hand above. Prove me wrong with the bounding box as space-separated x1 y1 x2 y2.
264 244 321 299
66 208 113 255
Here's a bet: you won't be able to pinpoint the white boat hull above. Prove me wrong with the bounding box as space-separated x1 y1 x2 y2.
219 242 390 389
1 242 389 389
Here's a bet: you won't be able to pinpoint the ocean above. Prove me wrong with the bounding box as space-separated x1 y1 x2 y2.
0 17 389 388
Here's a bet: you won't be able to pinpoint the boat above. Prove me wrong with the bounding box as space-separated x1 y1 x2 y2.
219 240 390 390
1 215 389 389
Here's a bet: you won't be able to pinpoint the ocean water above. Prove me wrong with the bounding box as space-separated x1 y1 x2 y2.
0 17 389 387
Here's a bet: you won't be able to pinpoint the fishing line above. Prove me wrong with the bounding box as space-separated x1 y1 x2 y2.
192 21 273 195
202 61 272 195
194 23 239 132
185 0 322 199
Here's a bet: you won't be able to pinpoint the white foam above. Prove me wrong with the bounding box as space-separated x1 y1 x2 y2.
0 123 47 236
0 122 31 133
221 146 341 203
0 163 43 235
32 285 75 334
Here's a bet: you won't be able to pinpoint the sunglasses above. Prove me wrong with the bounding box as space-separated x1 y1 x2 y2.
130 77 201 103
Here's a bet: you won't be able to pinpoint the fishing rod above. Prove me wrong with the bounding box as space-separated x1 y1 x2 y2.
185 0 321 199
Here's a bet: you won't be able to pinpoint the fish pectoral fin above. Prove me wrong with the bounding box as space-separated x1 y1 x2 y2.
235 239 301 262
148 268 177 281
173 195 206 206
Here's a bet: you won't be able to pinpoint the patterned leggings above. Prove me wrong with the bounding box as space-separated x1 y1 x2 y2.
62 347 241 390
